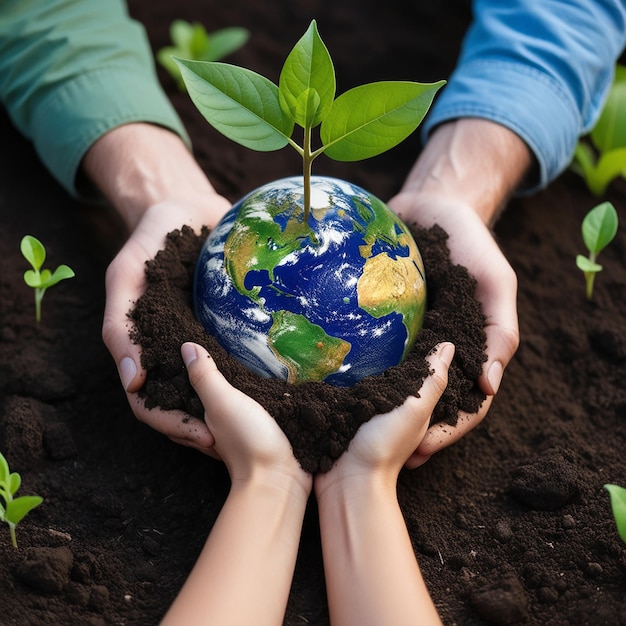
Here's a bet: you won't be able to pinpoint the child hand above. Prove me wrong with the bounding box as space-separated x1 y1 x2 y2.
315 342 453 493
181 342 312 496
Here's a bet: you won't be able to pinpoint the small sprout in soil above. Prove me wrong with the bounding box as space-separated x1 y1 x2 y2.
604 484 626 544
0 452 43 548
20 235 75 323
571 64 626 196
157 19 249 91
174 19 444 220
575 201 619 300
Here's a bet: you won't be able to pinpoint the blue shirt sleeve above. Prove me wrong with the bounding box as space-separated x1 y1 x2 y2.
422 0 626 191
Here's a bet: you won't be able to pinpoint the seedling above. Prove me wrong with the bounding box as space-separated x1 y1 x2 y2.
157 19 249 91
571 64 626 196
604 484 626 544
575 201 619 300
20 235 75 323
174 20 444 220
0 452 43 548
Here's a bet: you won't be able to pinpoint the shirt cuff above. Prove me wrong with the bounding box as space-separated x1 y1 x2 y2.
421 58 582 192
29 65 190 197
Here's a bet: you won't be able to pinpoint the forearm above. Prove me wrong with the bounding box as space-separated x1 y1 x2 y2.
401 118 532 226
162 478 309 626
317 476 442 626
82 123 226 230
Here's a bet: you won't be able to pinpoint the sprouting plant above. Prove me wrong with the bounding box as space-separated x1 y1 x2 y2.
571 64 626 196
575 201 619 300
20 235 75 323
174 20 444 221
157 19 249 91
0 452 43 548
604 484 626 544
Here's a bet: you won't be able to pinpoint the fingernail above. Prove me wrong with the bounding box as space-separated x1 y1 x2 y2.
487 360 503 395
181 342 198 367
119 357 137 391
439 342 455 367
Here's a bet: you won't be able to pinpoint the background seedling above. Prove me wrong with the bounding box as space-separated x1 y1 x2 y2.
575 201 619 300
157 19 249 91
571 64 626 196
174 20 444 220
604 484 626 544
0 452 43 548
20 235 75 323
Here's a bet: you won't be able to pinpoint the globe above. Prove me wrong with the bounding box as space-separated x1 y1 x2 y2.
194 176 427 386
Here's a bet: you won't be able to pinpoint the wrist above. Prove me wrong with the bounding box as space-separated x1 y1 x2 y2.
399 118 533 226
232 466 313 503
82 123 227 230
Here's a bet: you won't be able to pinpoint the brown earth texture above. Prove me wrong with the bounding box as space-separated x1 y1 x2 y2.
1 1 626 624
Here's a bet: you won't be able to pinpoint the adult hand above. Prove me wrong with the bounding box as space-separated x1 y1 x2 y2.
181 342 312 494
82 123 231 456
387 118 529 464
102 199 230 457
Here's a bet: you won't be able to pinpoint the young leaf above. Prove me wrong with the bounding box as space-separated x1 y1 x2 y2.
175 59 294 151
575 255 602 273
204 27 250 62
581 201 619 255
42 265 76 289
591 64 626 153
0 454 8 483
591 147 626 196
5 496 43 527
9 472 21 496
320 80 445 161
604 484 626 543
20 235 46 271
279 19 335 128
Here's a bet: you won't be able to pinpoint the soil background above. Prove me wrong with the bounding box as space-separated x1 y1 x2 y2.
1 1 626 624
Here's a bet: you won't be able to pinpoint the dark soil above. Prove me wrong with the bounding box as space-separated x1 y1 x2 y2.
129 222 487 474
1 1 626 624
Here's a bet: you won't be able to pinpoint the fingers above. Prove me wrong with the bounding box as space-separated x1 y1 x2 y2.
102 248 148 393
128 391 220 458
405 395 493 469
473 262 519 396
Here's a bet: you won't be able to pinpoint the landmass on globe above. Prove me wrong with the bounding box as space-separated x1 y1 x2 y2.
194 176 427 386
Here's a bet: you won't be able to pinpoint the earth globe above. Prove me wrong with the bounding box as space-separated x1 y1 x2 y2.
194 176 427 387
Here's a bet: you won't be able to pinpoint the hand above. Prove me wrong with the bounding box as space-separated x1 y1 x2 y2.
315 343 453 494
82 123 231 457
386 119 528 464
181 342 312 495
102 200 230 457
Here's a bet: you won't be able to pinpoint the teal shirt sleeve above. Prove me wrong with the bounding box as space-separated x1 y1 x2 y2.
0 0 190 197
422 0 626 191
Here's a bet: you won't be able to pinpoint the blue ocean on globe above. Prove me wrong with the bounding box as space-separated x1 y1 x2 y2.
194 176 426 386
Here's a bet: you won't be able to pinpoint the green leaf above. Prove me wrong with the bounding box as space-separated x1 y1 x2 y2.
590 147 626 196
170 19 195 51
23 269 42 288
5 495 43 526
571 141 597 180
320 80 445 161
604 484 626 543
0 453 9 483
20 235 45 271
8 472 21 496
575 254 602 273
591 64 626 153
203 27 250 62
40 265 75 289
279 20 335 128
175 58 294 151
581 201 619 255
189 23 209 58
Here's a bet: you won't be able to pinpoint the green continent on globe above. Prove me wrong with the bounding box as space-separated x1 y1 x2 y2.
268 310 351 383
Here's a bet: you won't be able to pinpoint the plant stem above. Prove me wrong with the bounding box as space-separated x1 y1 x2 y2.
35 288 44 323
9 523 17 548
586 251 597 301
303 125 313 223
